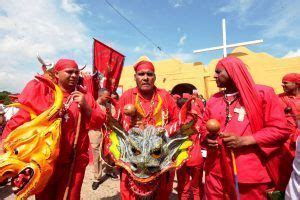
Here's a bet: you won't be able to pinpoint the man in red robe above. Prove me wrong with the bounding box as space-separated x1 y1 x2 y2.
1 59 106 200
176 93 205 200
203 56 290 199
118 58 179 200
278 73 300 153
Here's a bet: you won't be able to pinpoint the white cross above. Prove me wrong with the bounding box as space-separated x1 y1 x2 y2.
193 19 263 57
234 107 246 122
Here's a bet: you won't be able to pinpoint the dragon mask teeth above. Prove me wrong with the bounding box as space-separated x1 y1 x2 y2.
0 75 63 200
106 124 194 197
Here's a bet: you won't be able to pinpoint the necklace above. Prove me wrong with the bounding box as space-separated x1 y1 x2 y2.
223 91 239 125
136 93 155 118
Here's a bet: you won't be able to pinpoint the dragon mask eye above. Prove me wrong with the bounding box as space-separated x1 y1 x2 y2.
131 147 141 156
150 148 162 159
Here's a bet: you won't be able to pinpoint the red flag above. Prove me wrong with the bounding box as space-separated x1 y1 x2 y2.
93 38 125 94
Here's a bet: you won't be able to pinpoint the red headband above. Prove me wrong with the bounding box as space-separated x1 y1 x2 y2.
134 61 155 72
282 73 300 84
54 59 78 72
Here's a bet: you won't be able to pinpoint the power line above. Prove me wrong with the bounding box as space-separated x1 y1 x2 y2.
104 0 180 63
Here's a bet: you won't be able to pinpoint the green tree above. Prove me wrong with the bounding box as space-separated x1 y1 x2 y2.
0 91 12 105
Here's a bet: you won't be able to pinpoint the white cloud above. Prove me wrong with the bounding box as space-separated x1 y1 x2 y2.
134 46 141 52
61 0 84 13
178 35 187 46
217 0 255 16
168 0 193 8
283 49 300 58
0 0 89 92
217 0 300 39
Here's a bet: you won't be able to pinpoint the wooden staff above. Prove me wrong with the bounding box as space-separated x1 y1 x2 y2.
63 111 82 200
206 119 239 200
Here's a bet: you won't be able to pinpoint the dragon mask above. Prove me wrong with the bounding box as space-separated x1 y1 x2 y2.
106 100 195 197
0 76 63 200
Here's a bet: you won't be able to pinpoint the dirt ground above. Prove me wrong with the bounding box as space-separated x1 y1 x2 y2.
0 165 178 200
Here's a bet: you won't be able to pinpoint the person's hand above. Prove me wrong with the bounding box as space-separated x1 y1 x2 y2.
72 91 87 107
221 133 256 148
206 137 219 149
72 91 91 118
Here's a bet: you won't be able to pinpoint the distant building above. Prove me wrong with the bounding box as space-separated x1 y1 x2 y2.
119 47 300 98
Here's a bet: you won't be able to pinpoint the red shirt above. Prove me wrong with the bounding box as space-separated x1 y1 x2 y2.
118 87 179 131
202 85 290 183
3 79 106 165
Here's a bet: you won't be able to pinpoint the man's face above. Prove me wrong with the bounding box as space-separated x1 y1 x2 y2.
55 68 79 91
214 67 232 88
282 81 297 94
98 91 111 104
134 69 156 93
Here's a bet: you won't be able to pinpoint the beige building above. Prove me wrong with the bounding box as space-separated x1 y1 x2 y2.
119 47 300 99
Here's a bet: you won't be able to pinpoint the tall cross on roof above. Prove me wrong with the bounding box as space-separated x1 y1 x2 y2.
193 19 263 57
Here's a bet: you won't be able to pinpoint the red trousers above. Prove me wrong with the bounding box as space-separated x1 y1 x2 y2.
120 170 175 200
205 173 270 200
176 165 203 200
36 159 88 200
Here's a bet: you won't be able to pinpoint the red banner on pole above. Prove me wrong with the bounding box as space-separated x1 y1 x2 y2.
93 38 125 94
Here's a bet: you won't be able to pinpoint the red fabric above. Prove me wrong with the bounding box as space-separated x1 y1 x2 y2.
186 98 204 166
216 56 263 133
54 59 78 72
82 74 97 98
120 171 174 200
133 60 155 72
205 173 269 200
2 78 106 199
93 38 125 93
202 85 290 198
35 156 87 200
282 73 300 84
278 93 300 133
118 87 179 199
176 164 203 200
118 87 179 131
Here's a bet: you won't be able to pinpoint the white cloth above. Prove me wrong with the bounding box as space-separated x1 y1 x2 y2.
285 136 300 200
4 107 19 121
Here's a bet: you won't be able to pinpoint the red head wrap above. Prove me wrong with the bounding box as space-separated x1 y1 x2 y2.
282 73 300 84
216 56 263 132
134 61 155 72
182 93 191 99
54 59 78 72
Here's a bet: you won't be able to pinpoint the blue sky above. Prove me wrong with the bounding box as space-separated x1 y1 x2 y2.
0 0 299 92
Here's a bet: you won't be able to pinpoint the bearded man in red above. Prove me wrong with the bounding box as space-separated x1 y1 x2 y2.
118 58 179 200
1 59 106 200
203 56 290 199
278 73 300 151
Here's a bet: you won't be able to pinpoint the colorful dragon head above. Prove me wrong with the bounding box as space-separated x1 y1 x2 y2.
0 76 63 200
106 105 195 197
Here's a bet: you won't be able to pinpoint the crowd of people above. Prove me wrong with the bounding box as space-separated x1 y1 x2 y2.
0 56 299 200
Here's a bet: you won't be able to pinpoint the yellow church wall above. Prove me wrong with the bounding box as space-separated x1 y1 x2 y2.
205 47 300 97
119 59 207 95
119 47 299 99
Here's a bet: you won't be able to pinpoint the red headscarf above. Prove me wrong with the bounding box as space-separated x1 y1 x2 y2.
134 60 155 72
282 73 300 84
216 56 263 133
54 59 78 72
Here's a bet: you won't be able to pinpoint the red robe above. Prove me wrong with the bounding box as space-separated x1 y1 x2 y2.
118 87 179 200
2 79 106 200
203 85 290 200
278 93 300 154
176 97 204 200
